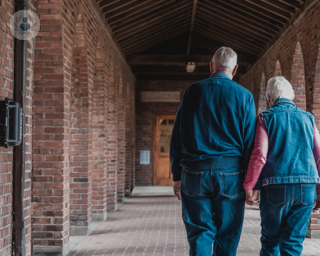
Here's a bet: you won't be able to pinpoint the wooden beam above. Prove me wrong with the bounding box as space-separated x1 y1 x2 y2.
197 9 272 41
119 19 190 48
131 65 211 74
261 0 298 12
100 0 136 12
135 74 211 81
278 0 301 9
117 12 190 41
195 17 266 48
243 0 292 19
222 0 287 23
187 0 198 55
124 31 189 55
122 25 190 52
147 38 189 55
108 0 171 26
194 23 265 51
99 0 120 9
113 2 191 35
103 0 153 19
201 0 279 33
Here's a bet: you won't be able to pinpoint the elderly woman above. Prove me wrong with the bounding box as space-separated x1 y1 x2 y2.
244 76 320 256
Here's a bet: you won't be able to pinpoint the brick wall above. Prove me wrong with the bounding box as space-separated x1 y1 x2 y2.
135 80 195 186
239 0 320 238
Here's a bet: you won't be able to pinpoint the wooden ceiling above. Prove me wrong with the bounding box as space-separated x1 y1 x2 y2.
95 0 308 81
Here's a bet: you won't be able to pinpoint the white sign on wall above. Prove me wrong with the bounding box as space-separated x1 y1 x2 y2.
140 150 150 165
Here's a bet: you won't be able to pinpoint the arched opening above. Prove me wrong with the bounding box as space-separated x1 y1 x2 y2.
290 42 307 110
69 14 92 234
106 61 118 211
91 42 107 221
274 60 282 76
258 73 267 113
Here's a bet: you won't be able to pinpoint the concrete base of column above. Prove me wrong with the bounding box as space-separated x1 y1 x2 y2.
92 211 107 221
32 243 70 256
307 229 320 239
107 203 117 211
69 225 89 236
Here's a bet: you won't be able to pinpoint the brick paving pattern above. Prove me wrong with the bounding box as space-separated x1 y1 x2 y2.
68 197 320 256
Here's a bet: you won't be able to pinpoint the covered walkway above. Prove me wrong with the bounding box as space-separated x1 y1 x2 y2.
67 189 320 256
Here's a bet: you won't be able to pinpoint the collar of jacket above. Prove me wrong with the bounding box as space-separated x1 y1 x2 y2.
273 98 295 107
209 72 231 80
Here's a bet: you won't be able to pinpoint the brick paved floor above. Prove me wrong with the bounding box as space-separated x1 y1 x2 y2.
68 197 320 256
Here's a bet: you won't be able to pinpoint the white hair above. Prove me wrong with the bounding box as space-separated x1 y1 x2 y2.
211 47 237 72
266 76 295 105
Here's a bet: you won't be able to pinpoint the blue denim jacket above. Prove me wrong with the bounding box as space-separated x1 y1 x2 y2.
260 98 320 185
169 72 256 181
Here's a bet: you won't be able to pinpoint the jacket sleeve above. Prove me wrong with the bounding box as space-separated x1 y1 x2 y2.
243 93 257 172
170 99 183 182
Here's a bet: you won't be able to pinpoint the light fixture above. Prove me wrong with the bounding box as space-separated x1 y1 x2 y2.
186 62 196 73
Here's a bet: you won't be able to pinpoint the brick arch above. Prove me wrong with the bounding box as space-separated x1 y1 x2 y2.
106 61 118 211
91 41 108 221
69 13 93 235
274 59 282 76
117 76 126 201
258 72 267 113
290 41 307 111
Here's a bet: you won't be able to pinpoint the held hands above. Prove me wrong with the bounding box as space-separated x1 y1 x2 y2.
313 193 320 213
245 189 260 205
173 181 181 201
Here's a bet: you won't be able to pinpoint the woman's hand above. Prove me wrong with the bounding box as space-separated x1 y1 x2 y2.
173 181 181 200
313 193 320 213
245 189 260 205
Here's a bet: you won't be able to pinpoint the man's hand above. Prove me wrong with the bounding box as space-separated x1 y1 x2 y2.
313 193 320 213
173 181 181 201
245 189 260 205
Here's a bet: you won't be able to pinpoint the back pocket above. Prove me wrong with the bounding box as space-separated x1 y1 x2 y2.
301 184 316 205
220 170 244 198
181 168 202 197
266 185 286 206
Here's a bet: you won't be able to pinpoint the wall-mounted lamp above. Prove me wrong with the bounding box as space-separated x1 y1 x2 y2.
186 62 196 73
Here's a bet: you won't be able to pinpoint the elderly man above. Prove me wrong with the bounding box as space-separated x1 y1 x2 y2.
170 47 256 256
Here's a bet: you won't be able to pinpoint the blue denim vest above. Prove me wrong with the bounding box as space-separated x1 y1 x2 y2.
260 98 320 185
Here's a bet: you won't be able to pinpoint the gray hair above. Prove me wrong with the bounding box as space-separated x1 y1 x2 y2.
211 47 237 72
266 76 295 105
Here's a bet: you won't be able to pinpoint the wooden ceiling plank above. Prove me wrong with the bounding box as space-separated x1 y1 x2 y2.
198 7 273 40
108 0 172 26
103 0 153 19
222 0 287 23
243 0 292 19
122 25 190 51
193 33 260 55
201 0 279 33
113 1 191 34
261 0 299 11
99 0 120 9
100 0 136 13
116 12 190 41
120 20 190 48
124 31 189 55
194 23 265 51
149 38 188 54
187 0 198 55
279 0 302 8
195 18 266 47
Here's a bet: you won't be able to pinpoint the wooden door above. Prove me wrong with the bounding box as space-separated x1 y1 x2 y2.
154 116 175 185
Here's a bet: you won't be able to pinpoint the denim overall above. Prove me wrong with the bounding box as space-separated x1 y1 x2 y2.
258 99 320 256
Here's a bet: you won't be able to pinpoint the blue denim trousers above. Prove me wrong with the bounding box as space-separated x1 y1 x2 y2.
260 183 317 256
181 167 245 256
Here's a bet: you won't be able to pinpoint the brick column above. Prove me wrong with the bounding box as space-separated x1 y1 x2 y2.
131 89 136 191
258 73 267 114
117 78 126 202
107 62 118 211
125 85 131 196
91 42 107 221
69 14 93 236
290 42 307 110
32 1 70 254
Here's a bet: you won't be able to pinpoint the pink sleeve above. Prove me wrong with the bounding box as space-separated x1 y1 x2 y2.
313 124 320 194
243 115 269 190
